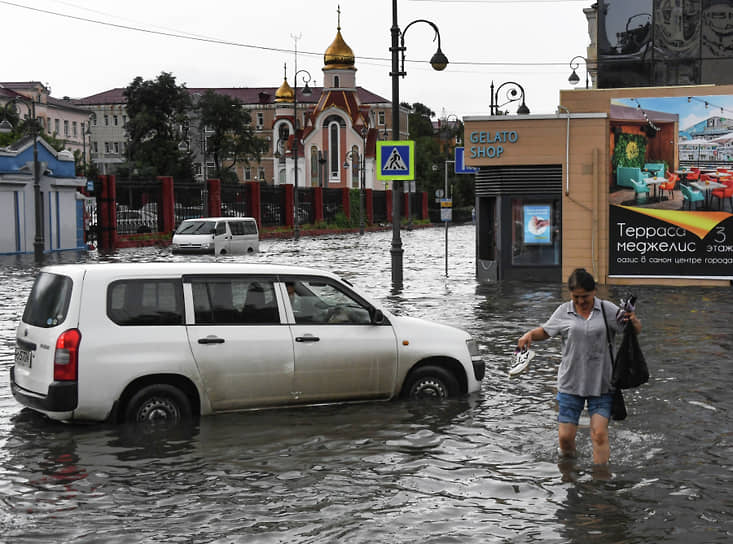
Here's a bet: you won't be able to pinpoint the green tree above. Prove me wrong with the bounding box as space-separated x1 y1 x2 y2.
405 102 444 209
123 72 194 180
196 90 268 184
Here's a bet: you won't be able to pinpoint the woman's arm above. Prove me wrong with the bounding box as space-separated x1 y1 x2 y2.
518 327 550 350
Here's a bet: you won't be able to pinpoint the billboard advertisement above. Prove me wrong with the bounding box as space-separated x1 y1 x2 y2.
609 94 733 278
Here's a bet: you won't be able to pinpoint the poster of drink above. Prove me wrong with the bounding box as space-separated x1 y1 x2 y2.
523 205 551 245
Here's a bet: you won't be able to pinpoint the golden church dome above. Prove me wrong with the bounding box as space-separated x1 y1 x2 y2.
275 77 294 103
324 8 355 71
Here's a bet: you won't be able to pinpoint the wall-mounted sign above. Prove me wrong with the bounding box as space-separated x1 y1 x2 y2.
609 205 733 278
468 130 519 159
523 204 551 244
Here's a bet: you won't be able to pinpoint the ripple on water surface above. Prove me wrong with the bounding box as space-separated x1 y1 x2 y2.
0 225 732 543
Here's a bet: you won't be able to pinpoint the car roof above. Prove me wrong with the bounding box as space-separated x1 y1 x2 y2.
40 262 338 279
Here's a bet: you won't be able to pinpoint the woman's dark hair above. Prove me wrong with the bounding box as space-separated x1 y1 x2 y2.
568 268 596 291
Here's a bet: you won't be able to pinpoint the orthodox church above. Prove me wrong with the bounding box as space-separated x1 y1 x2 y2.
270 13 403 190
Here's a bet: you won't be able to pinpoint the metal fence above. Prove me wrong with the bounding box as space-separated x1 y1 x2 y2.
261 184 285 227
221 185 249 217
174 182 206 226
372 190 387 224
297 187 314 225
323 188 343 223
115 179 163 233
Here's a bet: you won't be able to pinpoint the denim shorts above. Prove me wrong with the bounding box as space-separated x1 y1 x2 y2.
556 392 613 424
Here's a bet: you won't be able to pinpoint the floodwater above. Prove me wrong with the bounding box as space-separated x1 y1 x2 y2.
0 224 731 543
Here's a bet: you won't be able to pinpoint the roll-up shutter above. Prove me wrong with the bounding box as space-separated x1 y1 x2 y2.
475 165 562 196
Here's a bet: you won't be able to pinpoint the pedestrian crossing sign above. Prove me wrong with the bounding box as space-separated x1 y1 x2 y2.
377 141 415 181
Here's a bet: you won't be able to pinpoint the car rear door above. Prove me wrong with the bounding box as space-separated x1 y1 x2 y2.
184 275 295 411
281 277 398 403
13 268 83 401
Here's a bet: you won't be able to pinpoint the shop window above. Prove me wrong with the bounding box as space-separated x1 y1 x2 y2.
511 199 561 266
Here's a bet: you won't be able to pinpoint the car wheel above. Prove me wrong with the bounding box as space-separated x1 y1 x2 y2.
403 366 460 400
124 384 191 424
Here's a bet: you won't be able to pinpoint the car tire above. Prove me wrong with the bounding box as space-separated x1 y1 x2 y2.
403 366 460 400
124 384 191 424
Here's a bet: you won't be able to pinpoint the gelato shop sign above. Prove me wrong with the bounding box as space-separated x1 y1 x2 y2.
469 130 519 158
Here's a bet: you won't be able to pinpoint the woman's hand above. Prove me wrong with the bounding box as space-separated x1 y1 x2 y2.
517 327 549 350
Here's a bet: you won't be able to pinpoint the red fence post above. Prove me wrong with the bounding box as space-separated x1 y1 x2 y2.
207 178 221 217
314 187 324 223
157 176 175 233
342 188 351 219
246 181 261 227
365 188 373 225
97 175 117 251
386 189 393 223
284 184 294 228
421 191 428 220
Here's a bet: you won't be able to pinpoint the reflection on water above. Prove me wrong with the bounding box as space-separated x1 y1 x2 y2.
0 225 732 542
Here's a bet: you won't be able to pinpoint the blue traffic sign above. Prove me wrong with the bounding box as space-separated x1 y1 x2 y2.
455 147 478 174
377 141 415 180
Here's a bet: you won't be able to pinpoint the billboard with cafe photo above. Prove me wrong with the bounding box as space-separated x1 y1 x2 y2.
609 95 733 279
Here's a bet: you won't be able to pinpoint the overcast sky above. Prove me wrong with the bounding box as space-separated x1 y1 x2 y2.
1 0 593 118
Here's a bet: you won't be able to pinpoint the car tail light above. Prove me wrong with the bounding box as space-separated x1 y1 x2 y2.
54 329 81 381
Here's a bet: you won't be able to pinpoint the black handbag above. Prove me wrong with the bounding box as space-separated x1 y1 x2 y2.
612 323 649 389
601 303 627 421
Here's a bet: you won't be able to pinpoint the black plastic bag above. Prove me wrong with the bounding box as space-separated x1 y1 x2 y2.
611 389 627 421
612 322 649 389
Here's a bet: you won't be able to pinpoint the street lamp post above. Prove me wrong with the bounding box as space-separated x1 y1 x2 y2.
291 69 312 241
568 55 590 89
390 0 448 287
489 81 530 116
1 97 44 262
343 124 368 234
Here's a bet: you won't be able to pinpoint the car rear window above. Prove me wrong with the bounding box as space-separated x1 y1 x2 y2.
107 279 184 326
22 272 73 328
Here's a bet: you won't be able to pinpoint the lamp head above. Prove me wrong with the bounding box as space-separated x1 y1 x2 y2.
430 47 448 71
0 119 13 134
517 101 530 115
568 69 580 86
301 81 312 97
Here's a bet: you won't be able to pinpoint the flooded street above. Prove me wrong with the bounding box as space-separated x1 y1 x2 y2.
1 224 731 543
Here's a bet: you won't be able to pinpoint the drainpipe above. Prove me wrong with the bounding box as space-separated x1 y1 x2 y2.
557 105 570 195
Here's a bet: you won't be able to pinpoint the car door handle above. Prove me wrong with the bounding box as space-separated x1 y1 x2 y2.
295 335 320 343
198 336 225 344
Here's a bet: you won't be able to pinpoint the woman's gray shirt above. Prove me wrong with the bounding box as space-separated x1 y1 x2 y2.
541 297 623 397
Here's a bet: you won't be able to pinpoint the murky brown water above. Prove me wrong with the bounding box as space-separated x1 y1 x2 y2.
1 225 731 543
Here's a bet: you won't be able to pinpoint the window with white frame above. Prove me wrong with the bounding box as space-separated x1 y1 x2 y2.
113 115 119 126
256 112 264 129
54 119 60 134
104 115 109 126
63 120 69 136
378 111 385 125
114 142 120 154
104 142 110 153
72 121 78 137
244 167 252 180
329 121 340 178
258 167 266 181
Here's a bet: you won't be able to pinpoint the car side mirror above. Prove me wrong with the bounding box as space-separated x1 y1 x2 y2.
371 308 385 325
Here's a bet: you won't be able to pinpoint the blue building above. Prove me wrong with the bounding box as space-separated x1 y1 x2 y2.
0 136 87 254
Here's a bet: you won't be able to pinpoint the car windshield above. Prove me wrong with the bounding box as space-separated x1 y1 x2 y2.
176 221 216 234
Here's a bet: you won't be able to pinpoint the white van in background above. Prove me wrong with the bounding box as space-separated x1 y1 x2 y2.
171 217 259 255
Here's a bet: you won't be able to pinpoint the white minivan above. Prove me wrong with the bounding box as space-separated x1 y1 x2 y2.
11 263 485 424
171 217 259 255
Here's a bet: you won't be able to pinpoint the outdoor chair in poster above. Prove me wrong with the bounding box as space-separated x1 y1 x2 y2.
630 178 650 203
711 178 733 211
680 183 705 210
659 172 678 200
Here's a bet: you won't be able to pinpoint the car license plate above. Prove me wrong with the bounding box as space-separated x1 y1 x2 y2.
14 347 33 369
